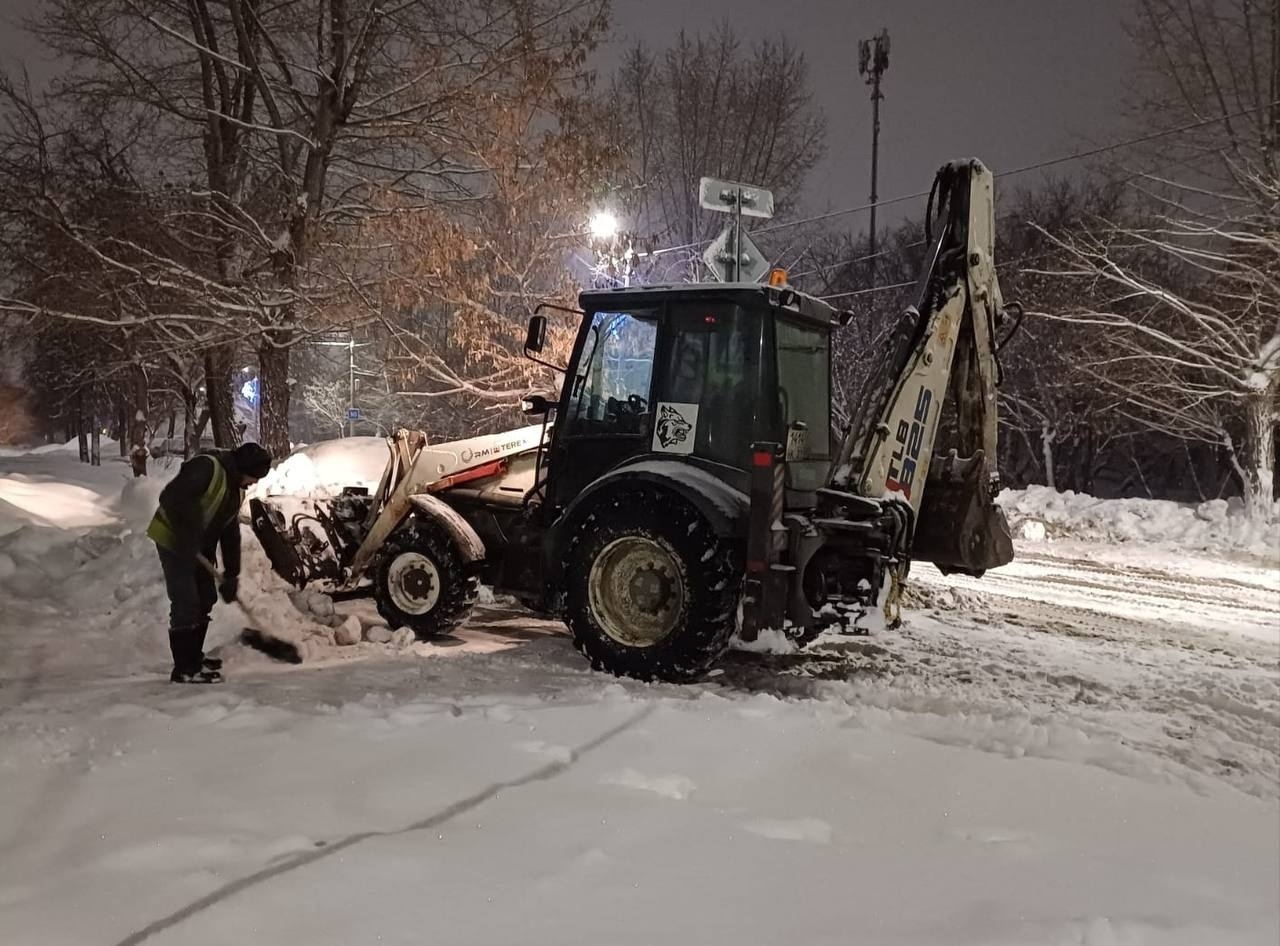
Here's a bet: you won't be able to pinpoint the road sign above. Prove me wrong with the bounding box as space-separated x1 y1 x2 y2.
698 177 775 219
347 408 362 421
702 225 769 283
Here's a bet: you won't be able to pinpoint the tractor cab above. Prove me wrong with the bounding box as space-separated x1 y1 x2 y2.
525 283 839 515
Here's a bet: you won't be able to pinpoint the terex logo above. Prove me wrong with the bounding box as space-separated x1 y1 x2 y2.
885 386 932 499
460 438 530 466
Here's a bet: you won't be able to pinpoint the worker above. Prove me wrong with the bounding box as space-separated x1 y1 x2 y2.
147 443 273 683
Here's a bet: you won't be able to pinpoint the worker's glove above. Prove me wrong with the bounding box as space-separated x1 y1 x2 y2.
218 574 239 604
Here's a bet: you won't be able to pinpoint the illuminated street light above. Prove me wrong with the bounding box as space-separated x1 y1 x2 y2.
589 210 619 240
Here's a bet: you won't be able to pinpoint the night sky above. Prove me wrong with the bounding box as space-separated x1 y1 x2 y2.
1 0 1136 227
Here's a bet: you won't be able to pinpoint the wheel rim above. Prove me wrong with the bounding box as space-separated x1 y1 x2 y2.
587 535 685 648
387 552 441 615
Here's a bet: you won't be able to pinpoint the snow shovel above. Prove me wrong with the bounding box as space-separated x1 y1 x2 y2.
196 554 303 665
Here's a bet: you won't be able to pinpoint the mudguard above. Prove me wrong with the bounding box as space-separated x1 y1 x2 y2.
406 493 487 563
546 457 750 582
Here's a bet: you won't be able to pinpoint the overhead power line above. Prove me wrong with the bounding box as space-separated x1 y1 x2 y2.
816 251 1054 302
649 100 1280 260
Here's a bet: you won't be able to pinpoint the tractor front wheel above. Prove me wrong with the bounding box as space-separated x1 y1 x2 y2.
564 488 739 682
374 520 478 638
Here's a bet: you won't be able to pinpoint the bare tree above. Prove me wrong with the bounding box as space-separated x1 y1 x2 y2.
1013 0 1280 512
1033 184 1280 513
4 0 611 457
1127 0 1280 198
610 25 827 281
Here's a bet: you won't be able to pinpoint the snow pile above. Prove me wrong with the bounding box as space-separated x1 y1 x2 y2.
252 436 388 499
0 435 120 458
1000 485 1280 560
0 446 404 674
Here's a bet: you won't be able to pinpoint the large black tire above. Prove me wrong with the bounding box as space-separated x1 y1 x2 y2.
374 518 479 638
563 487 740 682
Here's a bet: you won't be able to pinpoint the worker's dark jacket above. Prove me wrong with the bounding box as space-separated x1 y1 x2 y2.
147 451 244 578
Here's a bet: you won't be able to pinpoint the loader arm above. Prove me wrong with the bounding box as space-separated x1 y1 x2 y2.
832 158 1013 574
343 425 545 587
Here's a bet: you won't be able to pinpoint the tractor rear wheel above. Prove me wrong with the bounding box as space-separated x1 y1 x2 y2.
564 488 739 682
374 520 478 638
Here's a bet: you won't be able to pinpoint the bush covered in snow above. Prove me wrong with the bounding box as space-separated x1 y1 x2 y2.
999 485 1279 560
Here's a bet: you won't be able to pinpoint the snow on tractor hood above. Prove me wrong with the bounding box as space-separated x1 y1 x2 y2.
250 427 547 501
249 436 392 500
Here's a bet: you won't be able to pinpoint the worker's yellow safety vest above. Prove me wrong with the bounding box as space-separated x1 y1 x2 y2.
146 454 230 552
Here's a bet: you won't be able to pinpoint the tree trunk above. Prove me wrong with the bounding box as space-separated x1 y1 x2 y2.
76 391 88 463
1181 441 1206 502
90 414 101 467
258 335 291 457
1239 396 1277 516
117 401 128 456
182 387 201 459
129 365 149 477
204 346 239 448
1041 428 1056 490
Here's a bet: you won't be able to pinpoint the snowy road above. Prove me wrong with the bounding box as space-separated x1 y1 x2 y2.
0 449 1277 944
2 539 1278 944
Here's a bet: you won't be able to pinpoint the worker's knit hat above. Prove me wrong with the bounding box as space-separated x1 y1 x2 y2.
233 442 273 479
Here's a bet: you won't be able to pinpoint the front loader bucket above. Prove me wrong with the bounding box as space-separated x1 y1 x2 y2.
249 498 309 588
911 450 1013 576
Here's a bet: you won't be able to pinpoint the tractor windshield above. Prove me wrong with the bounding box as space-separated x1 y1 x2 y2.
775 317 831 490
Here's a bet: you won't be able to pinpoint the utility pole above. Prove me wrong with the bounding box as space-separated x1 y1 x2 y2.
347 337 356 437
312 337 372 437
858 29 890 283
732 186 744 282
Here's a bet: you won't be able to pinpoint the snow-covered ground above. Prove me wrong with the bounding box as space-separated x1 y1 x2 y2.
1 443 1277 945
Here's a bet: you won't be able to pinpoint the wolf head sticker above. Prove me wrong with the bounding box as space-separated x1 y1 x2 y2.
652 402 697 454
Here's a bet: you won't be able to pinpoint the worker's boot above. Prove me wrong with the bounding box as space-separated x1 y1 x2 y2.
169 625 222 684
194 620 222 672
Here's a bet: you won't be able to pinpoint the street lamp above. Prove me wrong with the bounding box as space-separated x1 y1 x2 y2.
589 210 619 240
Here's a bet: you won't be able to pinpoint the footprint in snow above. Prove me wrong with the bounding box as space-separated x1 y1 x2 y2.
600 768 695 800
516 740 574 764
943 826 1036 851
743 817 833 844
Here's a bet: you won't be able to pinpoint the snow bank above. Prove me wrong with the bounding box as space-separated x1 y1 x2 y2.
251 436 388 499
1000 485 1280 560
0 444 385 673
0 435 120 458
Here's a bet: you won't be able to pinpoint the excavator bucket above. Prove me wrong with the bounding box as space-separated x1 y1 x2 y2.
911 450 1013 576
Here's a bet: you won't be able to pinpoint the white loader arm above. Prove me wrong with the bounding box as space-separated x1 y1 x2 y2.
345 425 546 586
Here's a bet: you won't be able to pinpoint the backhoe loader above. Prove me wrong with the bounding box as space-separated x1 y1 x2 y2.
251 158 1016 681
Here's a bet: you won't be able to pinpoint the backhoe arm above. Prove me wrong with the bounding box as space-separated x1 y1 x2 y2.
832 158 1014 574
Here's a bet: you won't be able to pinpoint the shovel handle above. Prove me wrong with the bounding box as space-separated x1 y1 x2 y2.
195 553 221 581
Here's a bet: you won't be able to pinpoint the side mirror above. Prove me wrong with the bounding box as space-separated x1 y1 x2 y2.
525 314 548 354
521 393 553 416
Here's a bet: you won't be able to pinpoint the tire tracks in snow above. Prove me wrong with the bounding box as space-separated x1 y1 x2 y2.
109 703 656 946
717 548 1279 797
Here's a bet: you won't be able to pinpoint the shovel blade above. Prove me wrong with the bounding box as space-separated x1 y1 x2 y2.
239 627 304 664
